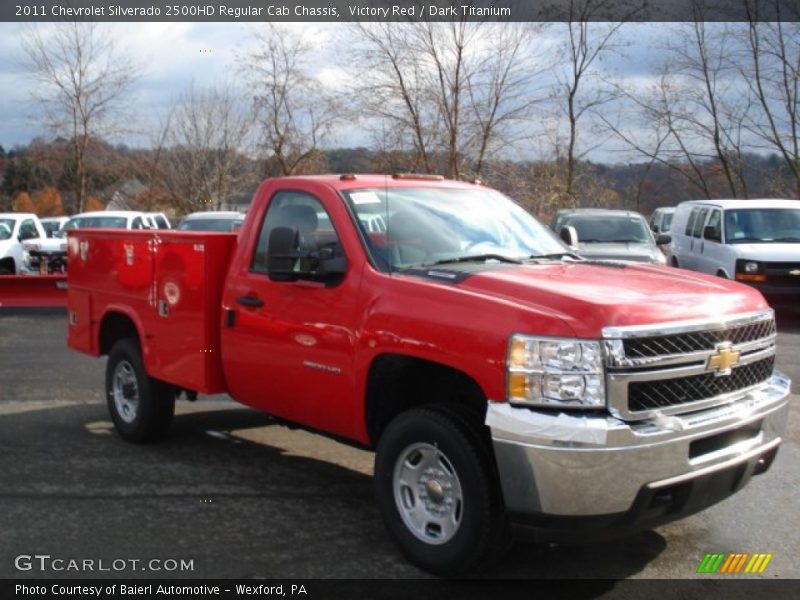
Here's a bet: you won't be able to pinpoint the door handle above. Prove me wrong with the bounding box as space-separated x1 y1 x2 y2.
236 295 264 308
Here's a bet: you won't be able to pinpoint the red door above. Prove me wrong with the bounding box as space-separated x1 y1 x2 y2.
220 188 362 439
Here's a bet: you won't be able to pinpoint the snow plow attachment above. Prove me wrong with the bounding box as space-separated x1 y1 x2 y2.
0 275 68 308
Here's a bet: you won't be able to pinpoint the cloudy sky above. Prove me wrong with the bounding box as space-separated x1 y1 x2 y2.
0 21 678 162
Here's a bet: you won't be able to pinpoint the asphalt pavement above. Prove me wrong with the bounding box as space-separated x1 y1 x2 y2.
0 308 798 579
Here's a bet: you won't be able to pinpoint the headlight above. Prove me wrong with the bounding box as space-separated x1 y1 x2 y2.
743 261 760 273
507 335 605 409
735 259 766 282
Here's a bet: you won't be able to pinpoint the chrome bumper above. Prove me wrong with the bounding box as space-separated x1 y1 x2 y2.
487 372 790 518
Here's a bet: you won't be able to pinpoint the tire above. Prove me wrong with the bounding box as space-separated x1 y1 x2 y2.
106 338 175 443
0 259 15 275
671 257 680 268
374 405 509 577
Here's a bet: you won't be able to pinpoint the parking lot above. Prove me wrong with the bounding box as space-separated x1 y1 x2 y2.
0 308 798 579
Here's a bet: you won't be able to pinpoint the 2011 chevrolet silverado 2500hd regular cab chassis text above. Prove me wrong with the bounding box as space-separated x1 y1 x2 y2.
66 175 790 576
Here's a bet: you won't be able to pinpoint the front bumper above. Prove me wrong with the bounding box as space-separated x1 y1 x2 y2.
487 372 790 529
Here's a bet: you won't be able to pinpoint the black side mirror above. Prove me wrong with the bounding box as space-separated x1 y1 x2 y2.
311 245 347 279
267 226 301 282
703 226 721 242
655 233 672 246
559 225 579 249
268 227 348 285
650 222 659 233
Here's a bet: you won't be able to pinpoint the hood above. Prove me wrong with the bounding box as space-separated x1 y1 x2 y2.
457 261 767 338
731 243 800 262
577 242 659 263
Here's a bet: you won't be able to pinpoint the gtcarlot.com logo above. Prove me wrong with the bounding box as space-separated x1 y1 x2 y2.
14 554 194 573
697 552 773 574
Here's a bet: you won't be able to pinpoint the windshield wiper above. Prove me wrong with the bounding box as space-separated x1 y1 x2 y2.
425 254 523 266
770 237 800 242
527 252 582 260
606 239 645 244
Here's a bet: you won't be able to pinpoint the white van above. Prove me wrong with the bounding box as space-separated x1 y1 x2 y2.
670 199 800 303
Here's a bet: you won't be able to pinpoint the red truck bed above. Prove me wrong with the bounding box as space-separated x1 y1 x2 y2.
67 229 237 394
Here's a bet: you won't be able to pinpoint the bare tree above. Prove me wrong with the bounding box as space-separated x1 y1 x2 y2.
22 22 139 212
554 1 628 204
240 24 338 177
604 18 755 200
598 75 715 201
741 1 800 197
156 82 255 212
350 21 548 178
669 19 751 197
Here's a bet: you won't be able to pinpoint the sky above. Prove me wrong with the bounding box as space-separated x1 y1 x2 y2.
0 21 685 163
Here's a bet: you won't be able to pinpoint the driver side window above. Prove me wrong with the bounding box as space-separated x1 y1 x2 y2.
19 220 39 240
251 191 341 274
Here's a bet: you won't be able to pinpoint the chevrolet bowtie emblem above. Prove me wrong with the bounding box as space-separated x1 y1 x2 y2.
789 269 800 276
708 344 740 376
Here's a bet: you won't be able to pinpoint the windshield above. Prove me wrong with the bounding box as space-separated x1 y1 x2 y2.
178 218 242 232
724 208 800 243
42 221 63 237
0 219 14 240
65 216 128 230
342 187 566 271
564 215 651 244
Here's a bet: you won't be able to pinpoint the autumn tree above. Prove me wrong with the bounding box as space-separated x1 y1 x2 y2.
13 191 36 213
22 22 139 212
32 186 64 216
84 196 105 211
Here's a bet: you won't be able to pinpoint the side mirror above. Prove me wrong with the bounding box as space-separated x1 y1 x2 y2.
650 222 659 233
311 245 347 279
267 226 301 282
559 225 579 249
655 233 672 246
703 226 721 242
267 227 348 285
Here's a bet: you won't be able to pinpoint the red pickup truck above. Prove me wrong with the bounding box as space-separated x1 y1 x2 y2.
67 175 790 576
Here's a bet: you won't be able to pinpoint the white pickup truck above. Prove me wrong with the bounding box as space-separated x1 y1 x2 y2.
0 213 47 274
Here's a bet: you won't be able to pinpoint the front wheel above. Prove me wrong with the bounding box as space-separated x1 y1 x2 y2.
106 339 175 443
374 405 509 576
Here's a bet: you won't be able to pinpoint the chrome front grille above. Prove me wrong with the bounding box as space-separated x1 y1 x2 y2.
603 309 777 420
623 318 776 358
628 356 774 412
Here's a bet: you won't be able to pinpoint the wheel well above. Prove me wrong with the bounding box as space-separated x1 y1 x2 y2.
717 269 728 278
0 257 16 273
671 256 680 267
365 354 487 446
99 312 140 355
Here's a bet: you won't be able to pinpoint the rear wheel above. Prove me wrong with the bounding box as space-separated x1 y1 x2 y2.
106 339 175 443
374 405 509 576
